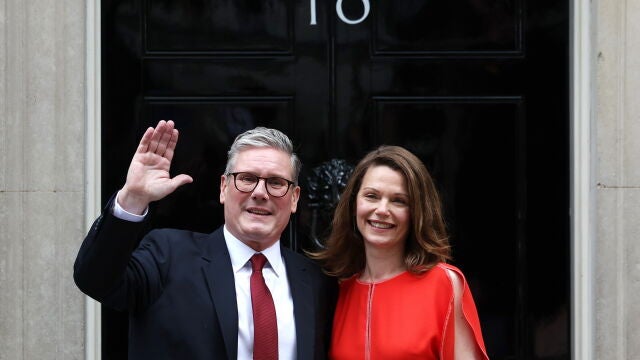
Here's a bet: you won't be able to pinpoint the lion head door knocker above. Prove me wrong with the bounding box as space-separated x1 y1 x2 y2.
306 159 354 249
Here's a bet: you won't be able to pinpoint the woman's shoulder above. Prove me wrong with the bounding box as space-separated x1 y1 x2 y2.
436 262 462 273
422 262 464 279
410 263 468 292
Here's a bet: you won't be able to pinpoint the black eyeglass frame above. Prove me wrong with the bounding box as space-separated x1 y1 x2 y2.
226 172 295 198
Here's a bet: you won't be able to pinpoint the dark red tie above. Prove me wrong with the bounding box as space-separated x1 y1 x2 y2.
250 253 278 360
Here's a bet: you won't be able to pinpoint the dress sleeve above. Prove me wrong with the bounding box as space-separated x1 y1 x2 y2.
440 263 490 360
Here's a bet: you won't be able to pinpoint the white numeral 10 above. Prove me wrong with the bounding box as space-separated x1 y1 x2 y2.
310 0 371 25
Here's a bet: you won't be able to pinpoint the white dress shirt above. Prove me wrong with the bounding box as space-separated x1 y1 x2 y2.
112 191 297 359
223 226 297 360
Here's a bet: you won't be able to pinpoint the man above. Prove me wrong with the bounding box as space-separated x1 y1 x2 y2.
74 120 336 359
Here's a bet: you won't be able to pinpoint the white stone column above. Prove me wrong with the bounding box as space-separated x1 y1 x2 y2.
594 0 640 358
0 0 86 358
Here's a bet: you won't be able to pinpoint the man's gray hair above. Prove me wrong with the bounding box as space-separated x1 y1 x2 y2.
225 127 302 184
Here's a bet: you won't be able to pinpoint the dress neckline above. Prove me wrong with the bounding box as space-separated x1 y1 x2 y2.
355 270 409 285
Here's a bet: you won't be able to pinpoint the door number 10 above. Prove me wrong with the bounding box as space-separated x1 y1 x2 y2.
310 0 371 25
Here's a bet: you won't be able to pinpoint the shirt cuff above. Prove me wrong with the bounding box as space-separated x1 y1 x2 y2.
112 190 148 222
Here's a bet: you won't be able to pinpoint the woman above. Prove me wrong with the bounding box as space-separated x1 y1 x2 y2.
313 145 489 359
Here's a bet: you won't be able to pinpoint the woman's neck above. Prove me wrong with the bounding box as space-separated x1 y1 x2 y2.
360 247 406 283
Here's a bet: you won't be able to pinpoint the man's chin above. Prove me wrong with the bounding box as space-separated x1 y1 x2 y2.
240 226 274 241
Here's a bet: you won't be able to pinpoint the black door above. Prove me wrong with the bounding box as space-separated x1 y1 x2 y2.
102 0 569 358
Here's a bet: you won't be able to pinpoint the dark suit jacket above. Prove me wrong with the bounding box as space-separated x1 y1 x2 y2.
74 198 337 359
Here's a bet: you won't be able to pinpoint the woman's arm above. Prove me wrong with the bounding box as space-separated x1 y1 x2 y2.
447 268 486 360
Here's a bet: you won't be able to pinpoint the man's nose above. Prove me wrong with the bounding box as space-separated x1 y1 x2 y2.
251 178 269 198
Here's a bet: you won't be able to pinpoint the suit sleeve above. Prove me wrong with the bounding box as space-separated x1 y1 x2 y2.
73 195 164 312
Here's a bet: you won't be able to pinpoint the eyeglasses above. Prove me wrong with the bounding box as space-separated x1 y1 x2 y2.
227 172 295 198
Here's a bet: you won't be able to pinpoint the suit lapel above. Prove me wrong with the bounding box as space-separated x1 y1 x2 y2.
199 231 318 359
201 227 238 359
283 249 315 360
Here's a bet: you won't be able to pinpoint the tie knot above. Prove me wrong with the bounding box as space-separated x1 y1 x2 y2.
250 253 268 272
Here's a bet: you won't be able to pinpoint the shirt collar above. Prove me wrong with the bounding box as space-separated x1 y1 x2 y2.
223 225 285 278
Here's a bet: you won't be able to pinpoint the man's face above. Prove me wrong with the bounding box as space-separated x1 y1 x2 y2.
220 147 300 251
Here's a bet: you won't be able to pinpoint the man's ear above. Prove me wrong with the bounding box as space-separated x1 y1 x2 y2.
290 185 301 213
219 175 227 204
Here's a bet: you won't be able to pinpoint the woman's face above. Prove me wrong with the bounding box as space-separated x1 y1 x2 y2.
355 165 411 253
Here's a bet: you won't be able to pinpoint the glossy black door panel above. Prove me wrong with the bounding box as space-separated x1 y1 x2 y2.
145 1 292 53
143 58 296 96
373 0 521 54
102 0 569 358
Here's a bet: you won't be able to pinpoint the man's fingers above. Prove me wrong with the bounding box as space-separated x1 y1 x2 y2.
137 120 180 159
148 120 168 153
164 129 179 162
156 126 175 157
136 127 155 154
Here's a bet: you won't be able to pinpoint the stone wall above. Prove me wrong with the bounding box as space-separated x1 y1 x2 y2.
594 0 640 358
0 0 86 358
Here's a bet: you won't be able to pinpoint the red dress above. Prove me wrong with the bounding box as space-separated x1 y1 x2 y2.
329 263 488 360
